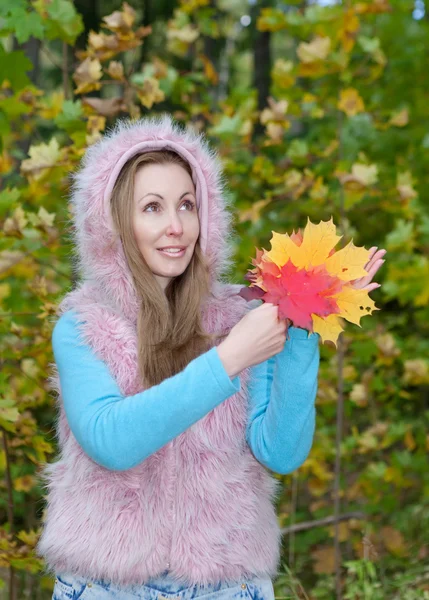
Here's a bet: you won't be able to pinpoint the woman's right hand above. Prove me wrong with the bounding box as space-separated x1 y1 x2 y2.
217 303 288 378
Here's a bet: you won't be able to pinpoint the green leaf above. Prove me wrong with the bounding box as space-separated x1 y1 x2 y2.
54 99 85 134
0 96 30 120
286 140 309 166
386 219 415 252
358 36 381 54
210 114 243 138
34 0 84 45
0 46 33 91
0 398 19 425
0 188 21 218
3 7 45 43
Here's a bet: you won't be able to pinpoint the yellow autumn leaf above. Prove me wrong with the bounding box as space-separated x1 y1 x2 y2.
17 530 39 547
402 359 429 385
338 8 360 53
0 283 10 302
389 108 409 127
272 59 295 89
352 163 378 185
356 0 391 15
296 217 343 269
265 122 288 143
38 90 65 120
21 358 39 379
312 314 344 346
167 19 199 57
396 171 417 201
38 206 55 228
135 77 165 109
238 198 271 224
338 88 365 116
309 177 328 203
349 383 368 407
73 57 103 95
266 217 343 269
381 526 408 557
312 546 336 574
102 1 136 31
333 286 378 326
167 24 199 44
297 36 331 63
107 61 125 80
325 240 370 281
260 97 289 124
20 138 61 180
265 231 302 267
14 475 37 493
3 205 28 235
199 54 218 85
86 31 120 61
180 0 210 12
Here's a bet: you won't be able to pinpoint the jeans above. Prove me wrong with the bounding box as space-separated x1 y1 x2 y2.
52 569 275 600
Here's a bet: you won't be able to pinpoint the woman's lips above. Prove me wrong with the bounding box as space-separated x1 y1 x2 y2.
157 248 186 258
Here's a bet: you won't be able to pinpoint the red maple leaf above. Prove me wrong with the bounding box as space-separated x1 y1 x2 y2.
261 260 343 329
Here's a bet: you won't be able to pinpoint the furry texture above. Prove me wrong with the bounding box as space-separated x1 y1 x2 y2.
36 114 283 587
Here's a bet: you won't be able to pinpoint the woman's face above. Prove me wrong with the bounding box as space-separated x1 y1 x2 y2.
132 162 200 291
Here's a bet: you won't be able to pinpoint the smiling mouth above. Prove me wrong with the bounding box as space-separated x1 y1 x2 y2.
157 248 186 257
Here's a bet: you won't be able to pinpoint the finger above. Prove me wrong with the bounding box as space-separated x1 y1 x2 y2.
364 249 386 272
367 247 378 262
364 258 385 281
363 282 381 292
354 259 385 288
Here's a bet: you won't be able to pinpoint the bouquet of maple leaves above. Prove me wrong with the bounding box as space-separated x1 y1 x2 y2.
239 218 380 346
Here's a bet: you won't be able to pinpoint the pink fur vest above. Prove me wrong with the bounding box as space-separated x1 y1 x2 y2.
36 281 282 587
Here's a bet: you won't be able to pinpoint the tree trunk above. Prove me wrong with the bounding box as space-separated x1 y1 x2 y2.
250 0 273 139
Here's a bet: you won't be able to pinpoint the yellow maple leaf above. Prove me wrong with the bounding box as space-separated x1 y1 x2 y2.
135 77 165 109
338 163 378 190
297 217 343 268
266 217 343 269
265 231 301 267
325 240 370 281
297 36 331 63
73 57 103 95
107 61 125 80
238 198 271 224
389 108 409 127
20 138 61 180
333 286 378 326
102 2 136 31
312 314 344 346
272 59 295 89
338 88 365 117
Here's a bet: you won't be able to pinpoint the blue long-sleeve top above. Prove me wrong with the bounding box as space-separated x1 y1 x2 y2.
52 309 320 474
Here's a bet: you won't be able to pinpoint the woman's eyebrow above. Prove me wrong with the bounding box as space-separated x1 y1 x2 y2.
140 191 195 202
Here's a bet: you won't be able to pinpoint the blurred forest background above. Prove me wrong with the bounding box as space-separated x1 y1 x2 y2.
0 0 428 598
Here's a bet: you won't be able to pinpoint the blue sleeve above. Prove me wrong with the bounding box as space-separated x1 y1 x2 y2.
52 310 241 471
245 327 320 475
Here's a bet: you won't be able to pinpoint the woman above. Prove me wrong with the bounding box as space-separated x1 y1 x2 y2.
36 114 385 600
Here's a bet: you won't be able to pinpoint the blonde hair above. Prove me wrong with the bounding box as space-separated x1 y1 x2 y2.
110 150 223 388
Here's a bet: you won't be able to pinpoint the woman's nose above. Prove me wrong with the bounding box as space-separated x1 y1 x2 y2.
165 211 184 235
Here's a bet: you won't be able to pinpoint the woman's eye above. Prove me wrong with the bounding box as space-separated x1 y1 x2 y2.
144 200 195 212
144 203 159 212
181 200 195 211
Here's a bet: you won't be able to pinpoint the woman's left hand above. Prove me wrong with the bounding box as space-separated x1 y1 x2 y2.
350 246 387 292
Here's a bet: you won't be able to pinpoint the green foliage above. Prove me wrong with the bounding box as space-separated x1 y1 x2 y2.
1 0 428 597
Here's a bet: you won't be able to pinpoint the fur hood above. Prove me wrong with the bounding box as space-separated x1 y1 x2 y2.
66 113 239 321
